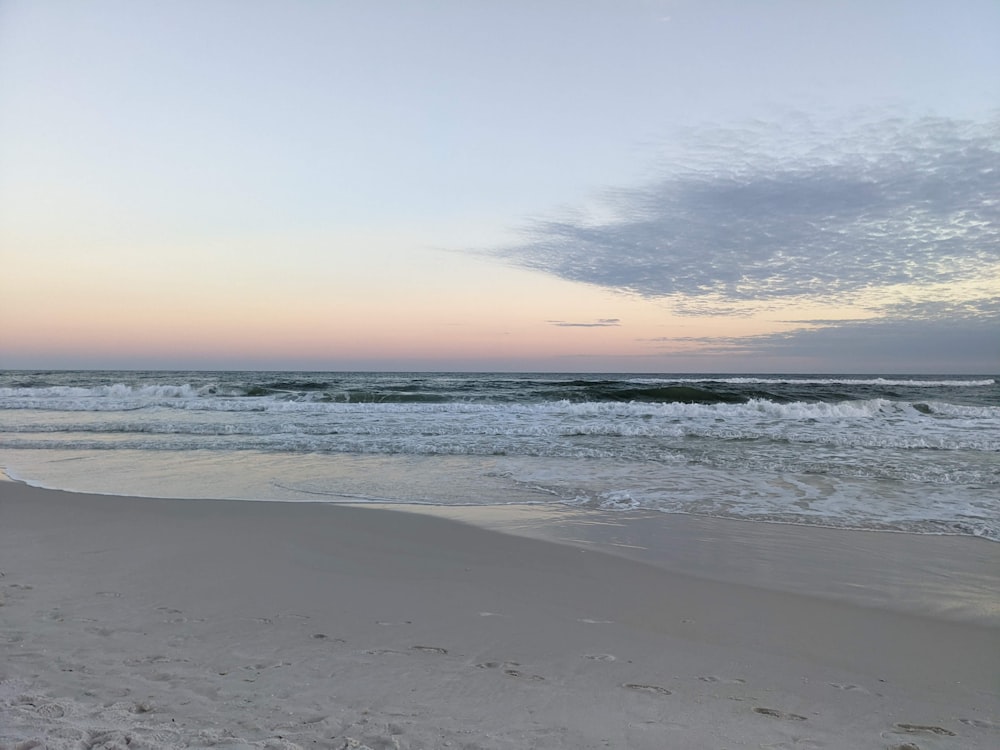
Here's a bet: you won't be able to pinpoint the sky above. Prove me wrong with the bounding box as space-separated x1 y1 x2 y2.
1 0 997 373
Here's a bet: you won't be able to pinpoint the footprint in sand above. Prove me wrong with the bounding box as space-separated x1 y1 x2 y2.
123 655 176 666
894 724 956 737
959 718 998 730
410 645 448 655
583 654 617 662
35 703 67 719
297 714 329 726
622 683 672 696
476 660 545 680
829 682 869 693
699 675 746 684
311 633 346 643
243 661 287 671
760 740 824 750
276 612 309 621
503 667 545 681
15 697 67 720
57 658 87 673
154 607 203 624
83 730 138 750
754 707 807 721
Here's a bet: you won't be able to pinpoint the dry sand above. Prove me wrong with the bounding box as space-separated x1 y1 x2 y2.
1 481 998 749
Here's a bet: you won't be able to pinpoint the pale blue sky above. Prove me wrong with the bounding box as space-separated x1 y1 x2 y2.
1 1 998 372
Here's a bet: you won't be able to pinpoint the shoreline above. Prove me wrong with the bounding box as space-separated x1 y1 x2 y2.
5 469 999 627
2 482 998 748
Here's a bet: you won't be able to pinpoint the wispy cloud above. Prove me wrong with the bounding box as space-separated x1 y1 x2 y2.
549 318 621 327
498 115 1000 315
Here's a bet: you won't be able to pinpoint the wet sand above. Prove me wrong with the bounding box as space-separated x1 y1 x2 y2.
2 481 998 749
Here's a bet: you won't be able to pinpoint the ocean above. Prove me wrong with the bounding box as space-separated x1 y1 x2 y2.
1 370 997 541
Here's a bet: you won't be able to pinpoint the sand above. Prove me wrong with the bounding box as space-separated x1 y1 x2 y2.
1 482 998 749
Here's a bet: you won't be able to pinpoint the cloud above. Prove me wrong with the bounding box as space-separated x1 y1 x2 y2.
497 114 1000 315
647 312 999 371
549 318 621 327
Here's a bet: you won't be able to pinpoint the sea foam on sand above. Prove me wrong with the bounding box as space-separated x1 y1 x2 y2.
1 481 998 749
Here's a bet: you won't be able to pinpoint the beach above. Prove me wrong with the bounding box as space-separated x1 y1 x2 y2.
2 481 997 749
5 0 999 744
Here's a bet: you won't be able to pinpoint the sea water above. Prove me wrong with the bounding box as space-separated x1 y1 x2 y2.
1 371 997 540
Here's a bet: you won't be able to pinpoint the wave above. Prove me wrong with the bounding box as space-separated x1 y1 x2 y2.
2 433 996 478
0 384 213 400
628 377 997 387
572 384 751 404
6 411 997 452
1 374 995 412
4 385 999 421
